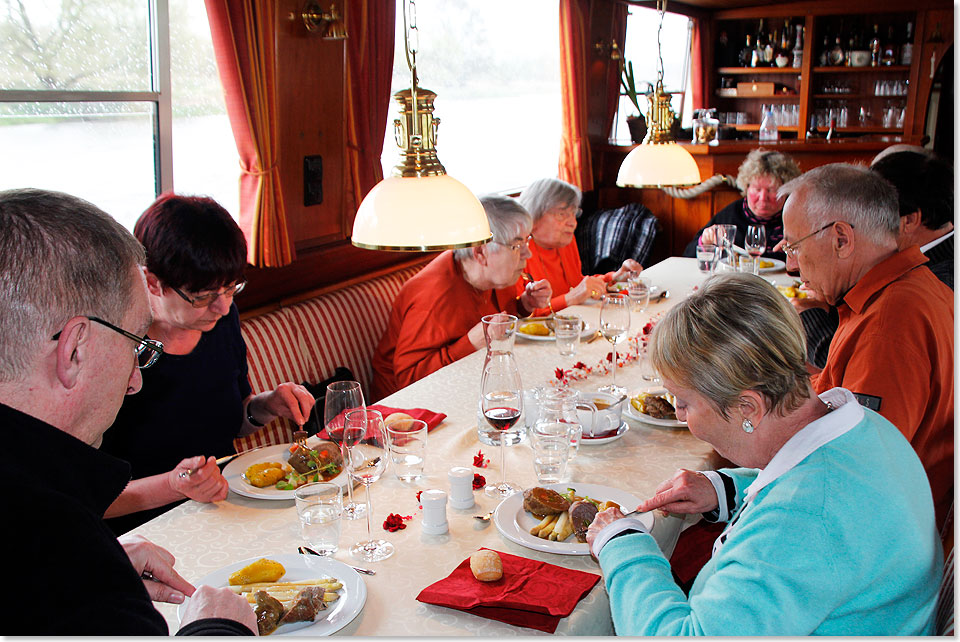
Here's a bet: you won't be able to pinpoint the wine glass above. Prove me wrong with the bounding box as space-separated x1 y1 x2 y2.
626 274 650 315
343 409 393 562
716 224 738 269
598 293 630 396
324 381 366 520
480 351 523 498
745 224 767 275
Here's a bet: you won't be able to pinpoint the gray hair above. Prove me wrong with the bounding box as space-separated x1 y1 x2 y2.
0 189 146 381
651 273 811 419
735 148 802 194
778 163 899 243
517 178 581 223
453 194 531 261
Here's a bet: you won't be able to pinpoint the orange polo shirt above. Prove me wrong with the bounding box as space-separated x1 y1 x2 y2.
371 251 521 401
514 238 585 314
813 246 954 532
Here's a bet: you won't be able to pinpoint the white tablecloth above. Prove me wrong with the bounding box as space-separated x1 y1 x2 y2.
133 258 795 635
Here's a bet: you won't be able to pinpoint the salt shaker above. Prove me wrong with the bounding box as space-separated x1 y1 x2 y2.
447 466 475 509
420 489 449 535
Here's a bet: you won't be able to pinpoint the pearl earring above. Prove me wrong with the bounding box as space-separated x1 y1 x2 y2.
742 419 755 433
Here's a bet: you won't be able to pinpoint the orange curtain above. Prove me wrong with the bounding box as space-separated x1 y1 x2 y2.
690 17 705 111
345 0 396 215
205 0 293 267
558 0 593 192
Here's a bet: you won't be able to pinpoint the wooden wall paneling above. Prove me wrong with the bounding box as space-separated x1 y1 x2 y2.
909 9 954 141
276 1 346 247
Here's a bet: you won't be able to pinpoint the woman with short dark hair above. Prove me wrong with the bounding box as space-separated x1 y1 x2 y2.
101 193 314 534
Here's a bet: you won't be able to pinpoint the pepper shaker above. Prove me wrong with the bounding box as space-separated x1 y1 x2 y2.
448 466 475 509
421 489 449 535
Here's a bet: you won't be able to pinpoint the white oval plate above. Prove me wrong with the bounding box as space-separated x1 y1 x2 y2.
178 553 366 636
757 258 785 273
493 483 652 555
624 392 687 428
224 439 348 500
516 321 593 342
579 420 629 445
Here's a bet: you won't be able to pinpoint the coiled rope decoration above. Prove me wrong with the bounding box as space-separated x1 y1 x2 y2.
661 174 738 199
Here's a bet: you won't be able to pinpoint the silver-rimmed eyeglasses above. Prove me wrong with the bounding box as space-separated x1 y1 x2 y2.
172 281 246 308
492 235 532 253
781 221 853 258
52 316 164 369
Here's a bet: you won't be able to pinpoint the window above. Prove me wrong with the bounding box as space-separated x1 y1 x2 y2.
613 7 693 143
0 0 236 229
382 0 562 195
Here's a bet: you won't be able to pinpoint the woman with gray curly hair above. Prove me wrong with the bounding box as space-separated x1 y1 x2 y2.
586 273 940 635
682 148 801 260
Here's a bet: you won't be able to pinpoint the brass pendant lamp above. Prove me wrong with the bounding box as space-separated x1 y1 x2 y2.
616 0 700 188
352 0 491 251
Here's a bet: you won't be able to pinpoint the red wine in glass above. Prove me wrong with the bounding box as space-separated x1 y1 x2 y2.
484 406 521 431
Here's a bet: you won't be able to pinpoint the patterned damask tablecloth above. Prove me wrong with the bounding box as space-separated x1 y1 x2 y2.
135 258 795 635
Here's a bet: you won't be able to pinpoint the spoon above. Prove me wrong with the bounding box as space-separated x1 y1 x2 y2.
653 289 670 303
298 546 376 575
473 509 496 523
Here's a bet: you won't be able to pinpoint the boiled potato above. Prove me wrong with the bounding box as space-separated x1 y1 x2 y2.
519 322 550 336
228 558 286 586
245 462 286 488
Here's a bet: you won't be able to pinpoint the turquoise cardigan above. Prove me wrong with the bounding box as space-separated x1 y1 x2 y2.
599 407 941 635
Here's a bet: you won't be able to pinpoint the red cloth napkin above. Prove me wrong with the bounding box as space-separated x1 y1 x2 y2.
316 405 446 439
416 548 601 633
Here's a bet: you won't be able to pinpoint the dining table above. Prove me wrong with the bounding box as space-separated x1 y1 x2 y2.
132 257 797 636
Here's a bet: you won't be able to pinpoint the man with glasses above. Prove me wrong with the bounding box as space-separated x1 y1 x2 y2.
0 188 255 634
372 195 551 399
778 164 953 535
100 193 315 535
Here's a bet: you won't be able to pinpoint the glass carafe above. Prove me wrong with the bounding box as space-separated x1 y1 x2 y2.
536 387 585 460
478 314 524 446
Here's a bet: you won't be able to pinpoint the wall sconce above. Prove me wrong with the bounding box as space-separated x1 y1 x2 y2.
302 1 348 39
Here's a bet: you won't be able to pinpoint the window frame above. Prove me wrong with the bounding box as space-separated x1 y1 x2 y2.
0 0 174 196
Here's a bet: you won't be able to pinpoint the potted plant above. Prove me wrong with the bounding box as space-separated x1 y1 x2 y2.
620 60 651 144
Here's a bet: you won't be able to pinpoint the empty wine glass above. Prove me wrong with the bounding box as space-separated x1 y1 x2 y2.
344 409 393 562
598 293 630 396
480 351 523 498
745 224 766 275
325 381 366 520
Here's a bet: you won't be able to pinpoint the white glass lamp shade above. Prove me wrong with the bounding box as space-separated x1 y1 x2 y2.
352 174 492 251
616 143 701 188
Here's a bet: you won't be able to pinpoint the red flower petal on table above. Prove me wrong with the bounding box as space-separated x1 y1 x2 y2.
606 352 613 362
472 474 486 490
573 361 587 370
383 513 410 532
555 367 566 381
643 321 654 335
416 491 423 503
473 450 488 468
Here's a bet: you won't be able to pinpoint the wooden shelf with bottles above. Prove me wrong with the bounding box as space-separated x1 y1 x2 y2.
717 67 803 75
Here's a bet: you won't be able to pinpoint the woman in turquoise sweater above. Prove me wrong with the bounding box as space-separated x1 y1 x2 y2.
587 273 941 635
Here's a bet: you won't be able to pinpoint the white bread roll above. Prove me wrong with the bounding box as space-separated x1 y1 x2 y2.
384 412 415 430
470 549 503 581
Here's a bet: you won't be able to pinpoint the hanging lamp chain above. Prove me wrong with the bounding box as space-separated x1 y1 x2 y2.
644 0 678 144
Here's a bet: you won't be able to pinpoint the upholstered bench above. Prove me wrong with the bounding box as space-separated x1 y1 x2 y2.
234 262 426 451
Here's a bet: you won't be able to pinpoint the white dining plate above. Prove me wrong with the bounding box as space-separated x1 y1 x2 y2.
607 282 661 297
224 439 348 500
516 321 594 342
493 483 652 555
624 392 687 428
757 258 786 273
178 553 366 636
579 420 629 445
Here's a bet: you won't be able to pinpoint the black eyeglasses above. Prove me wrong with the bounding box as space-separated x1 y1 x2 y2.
52 316 164 369
172 281 246 308
781 221 854 258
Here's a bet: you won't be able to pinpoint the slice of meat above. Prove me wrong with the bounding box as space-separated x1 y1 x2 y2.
277 585 327 626
254 590 285 636
643 395 676 420
523 487 571 518
568 500 599 543
287 446 316 474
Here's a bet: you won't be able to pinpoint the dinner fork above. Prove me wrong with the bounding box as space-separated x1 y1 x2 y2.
473 509 496 523
293 429 309 449
521 271 554 316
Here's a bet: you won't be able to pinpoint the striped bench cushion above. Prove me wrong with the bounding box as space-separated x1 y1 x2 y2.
233 265 423 451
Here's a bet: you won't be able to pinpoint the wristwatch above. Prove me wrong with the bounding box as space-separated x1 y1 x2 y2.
246 404 265 428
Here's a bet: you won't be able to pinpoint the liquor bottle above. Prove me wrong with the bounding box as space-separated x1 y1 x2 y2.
846 36 855 66
881 26 897 66
869 24 881 67
763 31 775 66
781 21 792 52
819 35 830 66
740 34 754 67
828 37 845 66
900 22 914 65
792 25 804 68
825 116 837 140
755 19 768 67
807 116 821 138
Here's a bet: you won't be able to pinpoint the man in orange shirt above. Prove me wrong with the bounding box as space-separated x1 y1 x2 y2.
371 195 551 400
779 164 954 533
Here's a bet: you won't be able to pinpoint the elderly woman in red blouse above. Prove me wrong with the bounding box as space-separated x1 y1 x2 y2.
516 178 642 312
